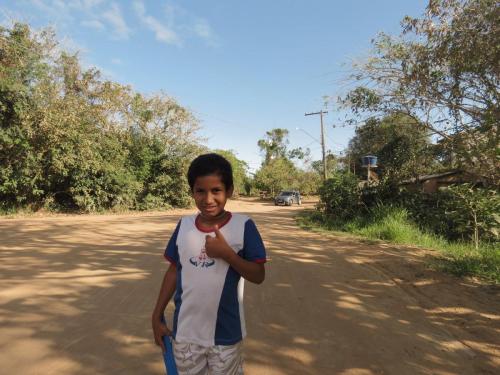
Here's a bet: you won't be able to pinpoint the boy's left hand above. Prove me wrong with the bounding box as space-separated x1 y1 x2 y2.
205 225 234 261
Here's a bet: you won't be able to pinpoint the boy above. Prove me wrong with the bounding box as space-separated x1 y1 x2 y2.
152 153 266 374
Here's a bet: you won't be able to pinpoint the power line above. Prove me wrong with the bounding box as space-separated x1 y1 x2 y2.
305 110 328 180
295 127 321 144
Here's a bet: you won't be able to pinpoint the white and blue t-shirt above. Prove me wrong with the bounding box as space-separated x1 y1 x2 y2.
164 212 266 347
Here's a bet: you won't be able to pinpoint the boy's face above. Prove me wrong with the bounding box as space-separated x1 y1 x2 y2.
192 174 233 219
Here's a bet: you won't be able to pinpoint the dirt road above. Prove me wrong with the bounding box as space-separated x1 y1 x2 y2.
1 198 499 374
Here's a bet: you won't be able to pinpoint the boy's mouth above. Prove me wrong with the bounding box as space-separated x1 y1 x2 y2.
203 206 218 212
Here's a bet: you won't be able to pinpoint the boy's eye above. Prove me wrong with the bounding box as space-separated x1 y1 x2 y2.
194 187 224 194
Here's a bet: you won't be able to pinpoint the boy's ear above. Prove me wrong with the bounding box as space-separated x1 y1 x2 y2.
227 186 234 198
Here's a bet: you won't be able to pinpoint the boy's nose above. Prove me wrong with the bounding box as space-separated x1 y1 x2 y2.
205 192 215 203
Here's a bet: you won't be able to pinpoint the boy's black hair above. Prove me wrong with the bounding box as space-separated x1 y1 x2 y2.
187 153 233 191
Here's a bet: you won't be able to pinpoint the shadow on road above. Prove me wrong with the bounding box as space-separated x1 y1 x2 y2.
0 214 179 374
0 201 498 374
241 207 499 375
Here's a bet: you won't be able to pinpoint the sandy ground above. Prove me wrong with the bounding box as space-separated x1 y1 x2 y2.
0 197 499 375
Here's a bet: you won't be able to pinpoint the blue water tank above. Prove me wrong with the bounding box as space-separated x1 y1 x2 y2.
362 155 378 167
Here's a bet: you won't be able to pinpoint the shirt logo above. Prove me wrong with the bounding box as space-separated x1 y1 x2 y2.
189 248 215 268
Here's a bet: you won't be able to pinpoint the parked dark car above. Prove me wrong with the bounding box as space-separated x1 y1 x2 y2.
274 190 301 206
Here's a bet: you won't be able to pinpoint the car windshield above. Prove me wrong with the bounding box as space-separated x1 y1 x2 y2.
279 192 293 196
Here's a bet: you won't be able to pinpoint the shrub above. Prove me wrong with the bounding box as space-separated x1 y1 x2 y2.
318 172 363 221
440 184 499 248
0 23 200 214
396 185 499 247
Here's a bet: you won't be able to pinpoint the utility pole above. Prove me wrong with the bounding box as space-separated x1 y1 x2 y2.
305 110 328 180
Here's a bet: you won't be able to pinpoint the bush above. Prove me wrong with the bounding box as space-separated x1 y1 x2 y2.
348 205 438 245
318 172 364 221
0 23 200 214
397 185 499 247
440 184 499 247
317 171 499 248
396 189 455 238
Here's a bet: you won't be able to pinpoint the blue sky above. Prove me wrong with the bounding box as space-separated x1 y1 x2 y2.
1 0 428 172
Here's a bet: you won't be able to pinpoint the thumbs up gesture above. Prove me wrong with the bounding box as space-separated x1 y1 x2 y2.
205 225 233 261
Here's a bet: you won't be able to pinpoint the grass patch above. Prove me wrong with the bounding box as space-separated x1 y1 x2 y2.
296 206 500 284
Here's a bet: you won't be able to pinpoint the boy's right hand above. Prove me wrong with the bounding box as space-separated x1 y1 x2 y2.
152 316 172 353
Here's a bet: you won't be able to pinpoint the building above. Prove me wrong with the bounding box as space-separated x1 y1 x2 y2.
400 170 480 193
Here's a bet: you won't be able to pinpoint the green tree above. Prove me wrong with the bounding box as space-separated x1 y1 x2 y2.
254 157 298 196
341 0 499 185
0 23 201 212
318 172 363 220
257 128 306 165
213 149 249 196
295 170 322 195
257 128 290 165
255 128 324 195
443 184 499 249
0 23 53 208
311 153 338 178
346 114 437 182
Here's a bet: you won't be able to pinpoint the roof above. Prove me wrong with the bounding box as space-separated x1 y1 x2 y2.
400 170 464 184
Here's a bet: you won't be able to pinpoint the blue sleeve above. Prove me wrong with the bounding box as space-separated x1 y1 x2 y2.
164 221 181 266
242 219 267 263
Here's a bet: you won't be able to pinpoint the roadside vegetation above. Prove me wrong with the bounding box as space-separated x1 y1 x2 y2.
252 128 324 197
297 0 499 283
297 186 499 283
0 24 322 215
0 23 205 213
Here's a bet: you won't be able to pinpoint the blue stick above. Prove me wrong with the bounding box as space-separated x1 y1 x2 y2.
161 316 178 375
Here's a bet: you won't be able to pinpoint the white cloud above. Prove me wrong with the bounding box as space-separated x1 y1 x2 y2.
193 18 217 46
51 0 67 10
162 2 218 47
163 3 176 26
81 0 104 9
133 1 180 46
28 0 75 23
67 0 104 11
29 0 54 13
193 19 211 39
20 0 217 47
102 2 131 40
81 19 104 31
111 57 122 65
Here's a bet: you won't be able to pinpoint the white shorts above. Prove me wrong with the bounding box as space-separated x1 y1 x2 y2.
172 340 244 375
